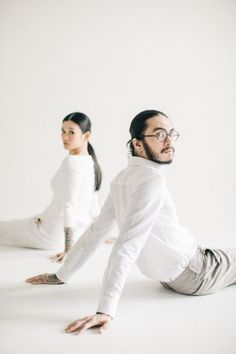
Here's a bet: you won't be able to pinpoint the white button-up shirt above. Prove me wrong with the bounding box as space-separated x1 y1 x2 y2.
57 156 197 318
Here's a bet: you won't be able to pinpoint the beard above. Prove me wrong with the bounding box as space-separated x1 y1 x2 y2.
142 140 174 164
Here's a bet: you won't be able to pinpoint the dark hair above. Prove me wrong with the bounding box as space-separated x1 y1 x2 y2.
63 112 102 191
127 110 168 156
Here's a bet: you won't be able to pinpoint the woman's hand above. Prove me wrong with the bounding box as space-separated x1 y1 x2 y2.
65 313 112 335
26 273 64 285
50 251 67 263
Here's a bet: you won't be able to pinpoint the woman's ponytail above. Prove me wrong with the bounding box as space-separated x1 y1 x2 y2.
88 142 102 191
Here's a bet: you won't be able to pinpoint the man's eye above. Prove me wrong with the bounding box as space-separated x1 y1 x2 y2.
157 131 166 138
68 131 75 135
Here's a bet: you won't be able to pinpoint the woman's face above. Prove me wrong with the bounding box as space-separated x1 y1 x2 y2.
61 120 90 154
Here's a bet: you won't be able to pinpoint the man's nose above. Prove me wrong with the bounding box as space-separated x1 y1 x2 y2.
164 135 172 144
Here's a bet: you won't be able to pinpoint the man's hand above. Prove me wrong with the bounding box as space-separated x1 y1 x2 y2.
65 313 112 335
50 252 67 263
26 273 64 285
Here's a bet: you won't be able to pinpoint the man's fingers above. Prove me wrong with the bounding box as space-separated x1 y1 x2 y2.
26 273 58 285
65 317 90 330
99 321 109 334
65 315 111 335
75 318 97 335
65 317 91 333
26 274 47 283
26 274 43 282
26 276 35 283
26 277 45 284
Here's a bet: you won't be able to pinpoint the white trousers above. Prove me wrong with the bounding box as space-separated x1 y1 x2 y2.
0 214 84 250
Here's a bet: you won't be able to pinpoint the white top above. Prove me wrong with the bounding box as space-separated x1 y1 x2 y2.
57 156 197 318
42 155 99 230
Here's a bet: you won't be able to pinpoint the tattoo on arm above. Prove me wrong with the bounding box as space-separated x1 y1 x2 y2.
64 227 74 252
47 274 64 284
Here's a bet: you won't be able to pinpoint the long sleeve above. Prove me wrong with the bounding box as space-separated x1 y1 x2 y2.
63 163 83 228
56 192 116 282
89 191 100 219
96 175 165 318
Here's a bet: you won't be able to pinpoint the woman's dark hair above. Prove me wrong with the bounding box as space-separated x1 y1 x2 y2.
127 110 168 156
63 112 102 191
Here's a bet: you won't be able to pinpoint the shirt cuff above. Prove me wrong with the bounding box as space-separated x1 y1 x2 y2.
97 295 119 318
56 265 71 283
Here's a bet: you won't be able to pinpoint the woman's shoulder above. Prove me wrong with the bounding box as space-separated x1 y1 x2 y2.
63 154 93 171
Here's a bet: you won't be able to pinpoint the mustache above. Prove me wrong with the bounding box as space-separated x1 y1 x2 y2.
161 147 175 153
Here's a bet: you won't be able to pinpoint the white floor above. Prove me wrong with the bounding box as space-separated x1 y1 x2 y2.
1 243 236 354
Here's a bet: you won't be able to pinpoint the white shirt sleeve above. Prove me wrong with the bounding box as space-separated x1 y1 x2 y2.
97 175 165 318
56 191 116 282
63 162 83 228
89 191 101 219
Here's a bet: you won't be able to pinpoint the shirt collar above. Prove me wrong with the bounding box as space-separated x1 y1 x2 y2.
128 156 166 172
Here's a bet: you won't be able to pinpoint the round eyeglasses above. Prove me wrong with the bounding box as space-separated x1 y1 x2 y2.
141 129 180 142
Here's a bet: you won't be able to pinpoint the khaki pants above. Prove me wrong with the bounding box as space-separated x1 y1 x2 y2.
161 246 236 295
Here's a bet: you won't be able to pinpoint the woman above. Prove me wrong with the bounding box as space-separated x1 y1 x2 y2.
0 112 102 263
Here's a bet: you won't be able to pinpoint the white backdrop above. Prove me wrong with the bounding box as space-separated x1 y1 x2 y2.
0 0 235 247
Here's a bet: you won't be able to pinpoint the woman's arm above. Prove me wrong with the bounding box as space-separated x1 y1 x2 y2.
51 159 83 263
50 226 75 263
64 226 74 252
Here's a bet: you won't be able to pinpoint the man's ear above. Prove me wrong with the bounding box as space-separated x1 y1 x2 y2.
132 138 144 156
132 138 142 149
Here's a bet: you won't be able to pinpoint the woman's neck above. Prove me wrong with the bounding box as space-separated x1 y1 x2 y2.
69 145 89 156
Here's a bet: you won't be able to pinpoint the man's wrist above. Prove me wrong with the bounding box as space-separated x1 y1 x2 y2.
96 311 113 319
49 274 65 284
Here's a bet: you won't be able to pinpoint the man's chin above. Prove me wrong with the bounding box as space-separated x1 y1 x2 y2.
156 159 173 165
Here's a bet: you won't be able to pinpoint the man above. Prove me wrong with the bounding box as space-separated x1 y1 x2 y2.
27 110 236 335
